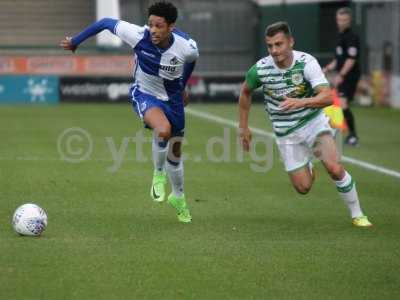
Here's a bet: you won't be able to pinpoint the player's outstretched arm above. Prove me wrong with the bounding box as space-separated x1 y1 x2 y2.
59 18 119 52
60 37 77 52
238 82 253 152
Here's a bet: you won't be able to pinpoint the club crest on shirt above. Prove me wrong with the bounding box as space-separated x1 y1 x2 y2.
170 56 178 65
291 73 303 85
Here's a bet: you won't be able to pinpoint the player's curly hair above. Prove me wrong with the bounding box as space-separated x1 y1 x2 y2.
148 1 178 24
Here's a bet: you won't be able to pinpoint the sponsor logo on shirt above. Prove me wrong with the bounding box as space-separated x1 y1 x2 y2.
160 56 178 72
160 65 177 72
141 50 156 58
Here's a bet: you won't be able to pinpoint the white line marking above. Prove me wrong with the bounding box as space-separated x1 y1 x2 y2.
186 107 400 179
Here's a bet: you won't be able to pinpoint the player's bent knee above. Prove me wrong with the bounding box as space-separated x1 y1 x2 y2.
295 186 311 195
326 163 344 181
293 183 312 195
154 125 171 141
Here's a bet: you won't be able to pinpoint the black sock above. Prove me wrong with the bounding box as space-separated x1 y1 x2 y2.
343 108 357 137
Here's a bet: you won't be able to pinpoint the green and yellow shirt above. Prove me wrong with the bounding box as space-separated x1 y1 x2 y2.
246 50 329 137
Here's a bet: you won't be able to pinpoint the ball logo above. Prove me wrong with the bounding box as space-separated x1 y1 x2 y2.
336 46 343 56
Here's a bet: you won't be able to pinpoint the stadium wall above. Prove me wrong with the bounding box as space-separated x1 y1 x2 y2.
0 0 399 106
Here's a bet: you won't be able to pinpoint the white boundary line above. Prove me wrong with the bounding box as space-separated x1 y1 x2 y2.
186 107 400 180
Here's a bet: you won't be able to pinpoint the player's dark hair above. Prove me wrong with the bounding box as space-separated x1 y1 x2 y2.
148 1 178 24
337 7 352 17
265 21 292 38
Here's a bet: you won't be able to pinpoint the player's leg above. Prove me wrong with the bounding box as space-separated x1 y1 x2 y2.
342 97 358 145
143 107 171 202
145 107 170 174
277 138 315 195
159 99 191 223
313 133 372 226
144 106 172 141
166 137 184 198
166 136 191 223
288 164 315 195
339 78 359 145
130 86 171 202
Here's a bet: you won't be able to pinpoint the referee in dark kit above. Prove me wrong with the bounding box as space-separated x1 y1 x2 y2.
324 7 360 146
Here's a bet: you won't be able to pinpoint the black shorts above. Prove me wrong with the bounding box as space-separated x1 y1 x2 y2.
338 73 360 101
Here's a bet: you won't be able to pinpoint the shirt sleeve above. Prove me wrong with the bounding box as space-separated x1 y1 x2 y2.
245 64 262 91
71 18 118 46
114 21 145 48
304 58 330 89
346 33 359 59
185 39 199 63
182 61 196 87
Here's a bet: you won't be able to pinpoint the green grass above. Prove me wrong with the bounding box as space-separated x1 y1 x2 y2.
0 103 399 299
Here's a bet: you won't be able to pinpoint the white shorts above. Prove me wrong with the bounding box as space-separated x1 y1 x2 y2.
276 112 334 172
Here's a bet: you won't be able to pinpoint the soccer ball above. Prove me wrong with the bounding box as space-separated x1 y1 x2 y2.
12 203 48 236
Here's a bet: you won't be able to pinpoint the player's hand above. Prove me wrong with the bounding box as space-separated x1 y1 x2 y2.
182 90 189 107
279 97 304 111
333 74 344 88
60 36 77 52
239 127 252 152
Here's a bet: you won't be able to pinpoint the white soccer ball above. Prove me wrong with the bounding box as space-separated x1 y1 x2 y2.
12 203 48 236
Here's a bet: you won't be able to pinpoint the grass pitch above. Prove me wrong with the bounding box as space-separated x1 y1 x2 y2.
0 103 399 299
